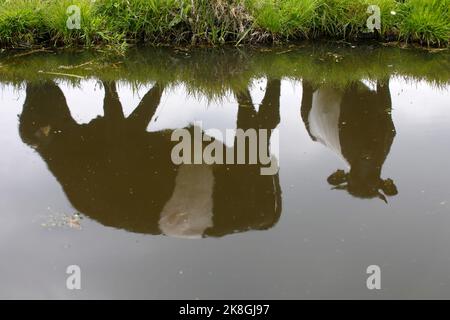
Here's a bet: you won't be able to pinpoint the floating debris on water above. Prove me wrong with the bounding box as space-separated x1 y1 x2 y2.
40 210 83 230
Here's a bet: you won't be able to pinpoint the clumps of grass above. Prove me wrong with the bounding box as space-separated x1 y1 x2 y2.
315 0 368 38
43 0 103 46
0 0 45 46
243 0 401 41
185 0 254 45
93 0 183 43
314 0 400 39
0 0 448 48
246 0 318 38
399 0 450 46
94 0 254 45
0 0 108 48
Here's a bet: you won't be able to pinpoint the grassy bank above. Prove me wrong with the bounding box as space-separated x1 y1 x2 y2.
0 0 448 49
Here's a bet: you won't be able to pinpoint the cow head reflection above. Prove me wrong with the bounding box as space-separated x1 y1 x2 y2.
20 80 282 237
301 79 398 201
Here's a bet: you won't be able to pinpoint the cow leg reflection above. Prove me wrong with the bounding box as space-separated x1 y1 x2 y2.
208 78 282 237
102 81 125 122
127 82 165 130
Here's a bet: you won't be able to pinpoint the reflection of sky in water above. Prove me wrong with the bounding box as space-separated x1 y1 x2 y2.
0 78 449 299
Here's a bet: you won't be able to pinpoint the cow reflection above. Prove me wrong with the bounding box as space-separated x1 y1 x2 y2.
20 80 281 237
301 79 398 201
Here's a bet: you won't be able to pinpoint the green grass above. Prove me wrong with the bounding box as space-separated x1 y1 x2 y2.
246 0 318 38
399 0 450 46
0 0 448 48
314 0 399 38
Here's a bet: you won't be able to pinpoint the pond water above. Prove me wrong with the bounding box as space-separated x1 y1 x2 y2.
0 44 449 299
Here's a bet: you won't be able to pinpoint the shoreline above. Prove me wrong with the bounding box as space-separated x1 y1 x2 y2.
1 40 448 61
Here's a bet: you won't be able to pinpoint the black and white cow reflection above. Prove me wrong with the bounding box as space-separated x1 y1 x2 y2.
301 79 398 201
20 80 281 237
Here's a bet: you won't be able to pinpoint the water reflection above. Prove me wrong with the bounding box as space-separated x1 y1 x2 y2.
18 75 401 237
2 45 449 299
301 79 398 201
19 80 282 237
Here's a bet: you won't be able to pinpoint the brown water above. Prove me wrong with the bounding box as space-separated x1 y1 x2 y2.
0 45 449 299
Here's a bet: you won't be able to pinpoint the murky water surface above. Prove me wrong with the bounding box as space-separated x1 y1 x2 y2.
0 45 449 299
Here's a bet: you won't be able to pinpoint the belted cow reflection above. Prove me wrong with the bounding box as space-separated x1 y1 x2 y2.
20 80 281 237
301 79 398 201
